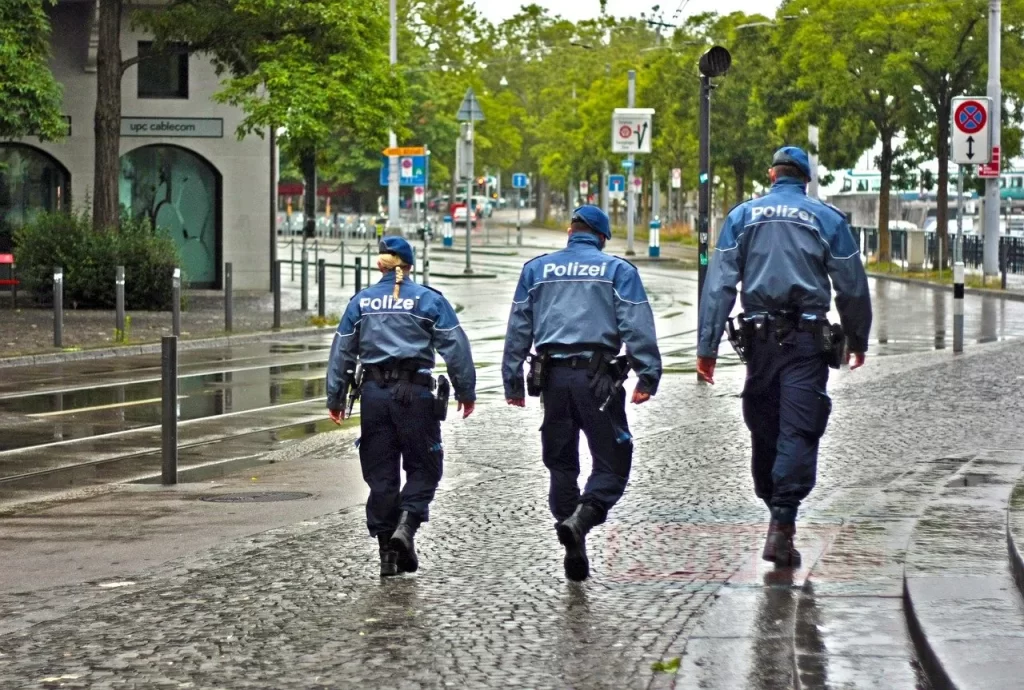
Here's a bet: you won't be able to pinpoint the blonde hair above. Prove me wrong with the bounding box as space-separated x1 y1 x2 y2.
377 253 408 299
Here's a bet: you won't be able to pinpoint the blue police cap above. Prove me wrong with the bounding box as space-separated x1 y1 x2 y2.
379 236 415 266
771 146 812 179
571 205 612 240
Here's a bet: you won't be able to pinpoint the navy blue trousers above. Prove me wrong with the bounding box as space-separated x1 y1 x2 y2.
741 330 831 525
358 380 443 537
541 367 634 523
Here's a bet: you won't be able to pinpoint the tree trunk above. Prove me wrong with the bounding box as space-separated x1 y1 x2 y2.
733 162 746 207
877 136 893 264
93 0 122 233
537 176 549 225
935 109 951 271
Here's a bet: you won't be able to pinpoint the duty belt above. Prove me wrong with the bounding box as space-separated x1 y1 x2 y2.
364 364 435 390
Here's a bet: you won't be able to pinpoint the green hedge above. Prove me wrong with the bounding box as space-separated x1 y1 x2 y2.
14 211 181 310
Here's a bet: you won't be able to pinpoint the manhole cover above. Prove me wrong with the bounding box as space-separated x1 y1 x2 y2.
201 492 312 503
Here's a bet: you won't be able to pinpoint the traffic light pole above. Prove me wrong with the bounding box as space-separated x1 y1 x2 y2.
697 74 712 311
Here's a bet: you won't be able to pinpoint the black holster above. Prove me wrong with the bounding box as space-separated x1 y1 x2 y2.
434 375 450 420
816 322 846 370
526 352 547 397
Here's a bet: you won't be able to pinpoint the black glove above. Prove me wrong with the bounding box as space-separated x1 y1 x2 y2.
392 381 416 406
588 372 615 402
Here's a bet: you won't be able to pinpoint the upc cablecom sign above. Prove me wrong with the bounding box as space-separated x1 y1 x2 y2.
121 117 224 138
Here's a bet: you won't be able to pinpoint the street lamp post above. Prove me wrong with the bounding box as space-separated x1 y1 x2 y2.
386 0 401 234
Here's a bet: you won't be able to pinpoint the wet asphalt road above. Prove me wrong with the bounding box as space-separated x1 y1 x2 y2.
2 236 1024 501
4 232 1024 687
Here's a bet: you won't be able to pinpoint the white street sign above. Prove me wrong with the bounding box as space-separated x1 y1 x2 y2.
414 186 425 203
612 108 655 154
671 168 682 189
951 97 992 165
632 176 643 191
579 180 589 196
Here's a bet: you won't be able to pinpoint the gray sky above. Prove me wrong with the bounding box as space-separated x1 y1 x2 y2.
472 0 782 23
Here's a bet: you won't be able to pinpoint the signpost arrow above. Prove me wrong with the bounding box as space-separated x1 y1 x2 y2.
967 137 975 159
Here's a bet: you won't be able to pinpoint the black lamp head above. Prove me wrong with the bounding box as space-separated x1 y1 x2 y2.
699 46 732 77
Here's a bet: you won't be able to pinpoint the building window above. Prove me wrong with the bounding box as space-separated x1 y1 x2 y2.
137 42 188 99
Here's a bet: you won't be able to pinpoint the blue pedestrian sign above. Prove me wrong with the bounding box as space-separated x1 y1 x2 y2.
608 175 626 193
379 155 428 187
512 173 529 189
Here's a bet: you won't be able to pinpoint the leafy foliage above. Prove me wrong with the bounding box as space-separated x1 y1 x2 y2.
0 0 66 141
14 212 180 309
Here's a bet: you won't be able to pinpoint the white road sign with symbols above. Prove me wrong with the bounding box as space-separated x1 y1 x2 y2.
612 108 655 154
951 97 992 165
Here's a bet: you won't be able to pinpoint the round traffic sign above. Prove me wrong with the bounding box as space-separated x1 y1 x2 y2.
954 101 987 134
402 158 413 168
618 125 633 139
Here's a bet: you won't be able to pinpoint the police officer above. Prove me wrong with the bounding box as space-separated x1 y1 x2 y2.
326 236 476 577
502 205 662 582
696 146 872 566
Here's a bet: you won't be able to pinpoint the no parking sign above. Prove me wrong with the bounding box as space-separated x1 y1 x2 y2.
951 97 992 165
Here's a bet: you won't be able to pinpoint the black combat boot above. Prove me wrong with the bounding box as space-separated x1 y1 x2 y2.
761 519 779 562
389 511 421 573
555 503 604 582
769 523 802 567
378 533 399 577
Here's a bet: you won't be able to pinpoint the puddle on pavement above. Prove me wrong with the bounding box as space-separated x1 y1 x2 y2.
0 363 331 452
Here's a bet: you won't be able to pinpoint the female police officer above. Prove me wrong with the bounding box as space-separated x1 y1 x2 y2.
326 236 476 577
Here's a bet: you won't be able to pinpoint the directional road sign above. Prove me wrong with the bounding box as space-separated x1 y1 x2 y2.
621 159 633 171
951 97 992 165
379 155 428 187
608 175 626 193
512 173 529 189
383 146 426 156
980 146 1001 179
612 108 655 154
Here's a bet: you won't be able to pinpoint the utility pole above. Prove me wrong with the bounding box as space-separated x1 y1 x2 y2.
983 0 1002 276
626 70 637 256
386 0 401 234
808 125 820 199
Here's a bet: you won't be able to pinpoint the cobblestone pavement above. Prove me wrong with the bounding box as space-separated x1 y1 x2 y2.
2 327 1024 688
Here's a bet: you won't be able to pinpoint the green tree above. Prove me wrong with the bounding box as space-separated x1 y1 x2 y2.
774 0 920 261
0 0 65 141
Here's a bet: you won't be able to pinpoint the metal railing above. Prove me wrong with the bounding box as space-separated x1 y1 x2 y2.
851 226 1024 275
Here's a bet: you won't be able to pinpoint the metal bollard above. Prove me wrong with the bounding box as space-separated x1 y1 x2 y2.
290 241 295 282
224 262 233 332
317 259 326 318
953 262 965 353
365 244 372 286
172 267 181 337
273 261 282 330
10 261 16 309
340 241 346 287
115 265 125 342
53 266 63 348
161 335 178 485
422 234 430 286
648 219 661 258
354 257 362 295
300 247 309 312
1001 240 1009 291
314 241 319 284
